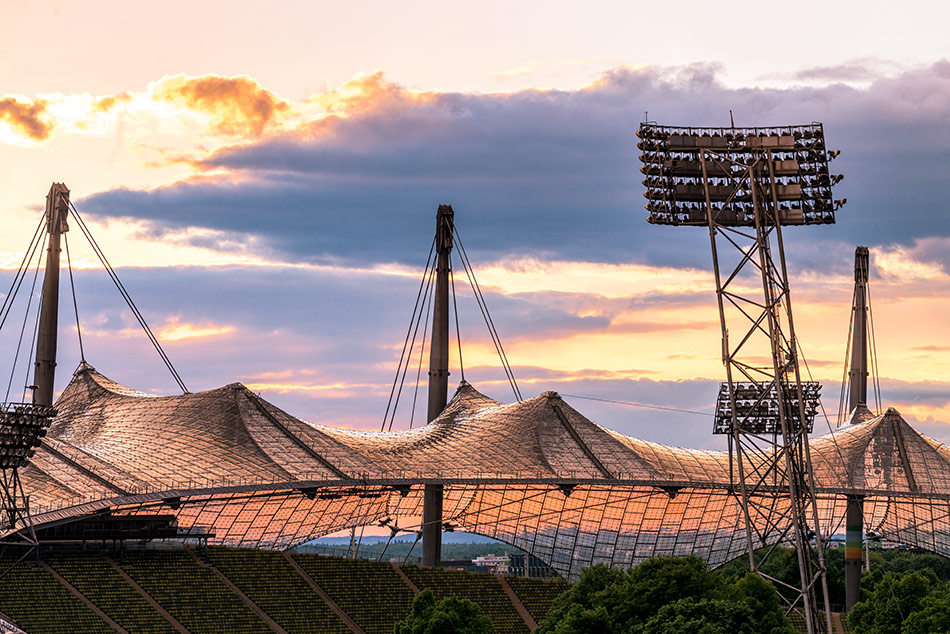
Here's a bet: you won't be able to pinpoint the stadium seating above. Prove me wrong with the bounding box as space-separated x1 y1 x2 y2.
120 549 272 633
504 575 570 624
208 547 350 634
292 553 416 634
44 551 177 634
401 564 530 634
0 547 570 632
0 556 114 634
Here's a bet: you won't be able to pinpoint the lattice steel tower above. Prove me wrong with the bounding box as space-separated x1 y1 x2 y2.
637 123 844 634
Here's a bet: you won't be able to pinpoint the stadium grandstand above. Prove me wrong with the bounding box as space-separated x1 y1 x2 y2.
0 546 566 633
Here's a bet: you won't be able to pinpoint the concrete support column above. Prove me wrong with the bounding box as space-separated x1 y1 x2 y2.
845 495 864 610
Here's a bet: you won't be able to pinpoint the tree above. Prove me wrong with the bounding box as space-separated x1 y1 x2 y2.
729 572 797 634
901 588 950 634
848 569 938 634
637 597 757 634
536 564 624 634
393 588 491 634
537 556 793 634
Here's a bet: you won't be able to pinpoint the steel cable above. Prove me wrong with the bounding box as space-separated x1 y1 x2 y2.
0 214 47 334
450 252 464 383
408 269 434 429
386 254 436 432
866 283 883 412
560 393 713 416
64 232 85 362
5 232 46 403
381 237 436 431
453 227 521 401
68 202 188 393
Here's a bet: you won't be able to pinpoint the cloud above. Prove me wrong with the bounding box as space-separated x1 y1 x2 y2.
153 74 290 136
157 320 235 341
15 63 950 446
92 92 132 113
311 70 434 116
491 63 537 80
0 96 52 140
71 61 950 278
794 62 882 82
761 59 889 84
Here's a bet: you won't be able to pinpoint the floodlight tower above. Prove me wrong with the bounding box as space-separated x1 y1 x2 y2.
637 123 844 634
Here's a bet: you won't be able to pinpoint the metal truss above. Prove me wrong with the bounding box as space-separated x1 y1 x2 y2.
0 468 41 577
700 146 832 634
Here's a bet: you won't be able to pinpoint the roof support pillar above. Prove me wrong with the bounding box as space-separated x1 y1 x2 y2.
33 183 70 407
846 246 869 611
422 204 454 568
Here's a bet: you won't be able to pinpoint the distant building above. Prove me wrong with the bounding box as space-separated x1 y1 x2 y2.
472 553 509 573
440 559 472 571
508 554 551 578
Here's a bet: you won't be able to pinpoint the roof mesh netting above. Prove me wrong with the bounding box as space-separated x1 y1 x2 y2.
16 364 950 581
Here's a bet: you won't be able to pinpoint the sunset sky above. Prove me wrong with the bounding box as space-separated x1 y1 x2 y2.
2 1 950 450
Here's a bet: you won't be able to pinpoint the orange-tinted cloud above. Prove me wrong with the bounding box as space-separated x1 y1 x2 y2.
0 96 52 140
93 92 131 113
158 321 234 342
314 70 434 116
155 74 289 136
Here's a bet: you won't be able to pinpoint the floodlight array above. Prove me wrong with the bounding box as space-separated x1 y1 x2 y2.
637 123 844 227
0 403 55 469
713 381 820 435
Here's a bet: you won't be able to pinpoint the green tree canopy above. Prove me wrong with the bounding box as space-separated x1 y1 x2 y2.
393 588 491 634
901 587 950 634
848 569 939 634
537 556 794 634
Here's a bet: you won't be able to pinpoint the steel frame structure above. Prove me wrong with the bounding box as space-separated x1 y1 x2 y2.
0 402 56 573
638 122 844 634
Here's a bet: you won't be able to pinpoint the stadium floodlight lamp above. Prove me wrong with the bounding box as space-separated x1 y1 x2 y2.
0 403 56 469
637 123 841 228
713 381 820 435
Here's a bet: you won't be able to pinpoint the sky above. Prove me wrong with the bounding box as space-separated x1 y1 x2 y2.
2 0 950 450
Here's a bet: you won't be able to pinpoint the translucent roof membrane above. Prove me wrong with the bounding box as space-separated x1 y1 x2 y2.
17 365 950 581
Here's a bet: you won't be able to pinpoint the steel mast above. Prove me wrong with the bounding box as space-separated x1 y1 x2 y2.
0 184 65 569
638 123 844 634
33 183 70 407
845 246 870 610
421 204 454 567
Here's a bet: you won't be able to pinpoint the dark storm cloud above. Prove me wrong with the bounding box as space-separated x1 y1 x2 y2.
78 62 950 272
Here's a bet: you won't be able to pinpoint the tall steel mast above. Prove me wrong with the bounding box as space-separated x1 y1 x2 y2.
33 183 70 407
638 123 844 634
845 246 870 610
421 204 454 567
0 184 65 568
